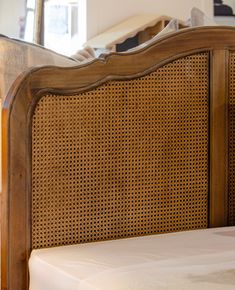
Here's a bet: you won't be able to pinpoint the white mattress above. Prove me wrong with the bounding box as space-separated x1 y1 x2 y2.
29 227 235 290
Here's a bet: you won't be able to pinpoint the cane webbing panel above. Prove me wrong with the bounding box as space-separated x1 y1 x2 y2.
32 53 209 249
229 52 235 225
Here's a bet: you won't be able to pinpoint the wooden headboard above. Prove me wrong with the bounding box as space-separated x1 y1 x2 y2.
2 26 235 290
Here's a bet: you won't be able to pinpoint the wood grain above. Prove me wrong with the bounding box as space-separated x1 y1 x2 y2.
2 26 235 290
210 49 229 227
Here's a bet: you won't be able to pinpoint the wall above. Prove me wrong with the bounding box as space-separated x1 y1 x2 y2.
0 0 214 43
86 0 214 39
223 0 235 12
0 0 25 38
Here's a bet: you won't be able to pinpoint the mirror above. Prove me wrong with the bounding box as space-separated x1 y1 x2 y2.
0 0 84 56
29 0 83 55
43 0 80 55
24 0 41 43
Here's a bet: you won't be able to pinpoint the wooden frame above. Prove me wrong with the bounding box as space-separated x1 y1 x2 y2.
2 26 235 290
34 0 44 45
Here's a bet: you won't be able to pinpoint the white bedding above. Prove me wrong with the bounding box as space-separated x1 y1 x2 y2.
29 227 235 290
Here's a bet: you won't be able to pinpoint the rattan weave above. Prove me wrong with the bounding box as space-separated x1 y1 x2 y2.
32 53 209 249
229 52 235 225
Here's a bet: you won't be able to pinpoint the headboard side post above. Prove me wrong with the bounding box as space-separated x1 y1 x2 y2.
1 104 10 290
1 82 31 290
209 49 229 227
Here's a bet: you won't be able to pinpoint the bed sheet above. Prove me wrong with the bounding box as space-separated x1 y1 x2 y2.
29 227 235 290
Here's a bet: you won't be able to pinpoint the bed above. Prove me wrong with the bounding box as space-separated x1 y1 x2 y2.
1 26 235 290
29 227 235 290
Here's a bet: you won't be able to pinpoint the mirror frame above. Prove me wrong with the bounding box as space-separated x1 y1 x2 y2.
34 0 44 44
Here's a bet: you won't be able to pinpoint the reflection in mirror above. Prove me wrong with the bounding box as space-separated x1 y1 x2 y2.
24 0 36 42
0 0 86 56
44 0 80 55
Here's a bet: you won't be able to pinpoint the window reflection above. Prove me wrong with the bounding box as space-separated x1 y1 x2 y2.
23 0 86 56
24 0 36 42
44 0 79 55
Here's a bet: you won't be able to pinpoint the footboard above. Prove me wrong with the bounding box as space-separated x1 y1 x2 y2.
2 26 235 290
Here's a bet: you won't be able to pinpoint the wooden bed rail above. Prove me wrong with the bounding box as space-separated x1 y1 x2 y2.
2 26 235 290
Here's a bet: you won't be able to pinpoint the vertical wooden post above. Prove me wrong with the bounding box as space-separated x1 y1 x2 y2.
34 0 44 45
210 49 228 227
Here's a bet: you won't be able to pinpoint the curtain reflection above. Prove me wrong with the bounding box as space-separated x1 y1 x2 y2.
24 0 36 41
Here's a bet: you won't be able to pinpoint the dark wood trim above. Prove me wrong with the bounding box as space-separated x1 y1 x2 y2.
210 49 229 227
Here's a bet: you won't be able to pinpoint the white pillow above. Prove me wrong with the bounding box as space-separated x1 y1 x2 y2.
127 19 179 52
71 46 96 62
190 7 216 26
154 18 179 38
